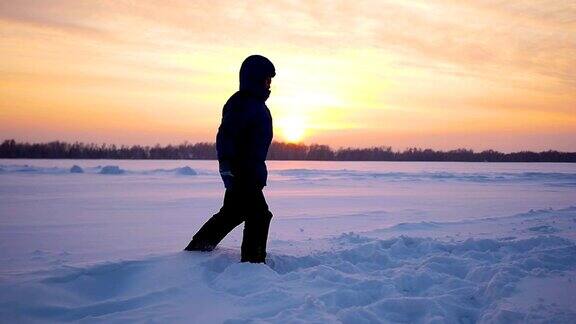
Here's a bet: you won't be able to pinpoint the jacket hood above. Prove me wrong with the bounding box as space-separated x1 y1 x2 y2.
239 55 275 101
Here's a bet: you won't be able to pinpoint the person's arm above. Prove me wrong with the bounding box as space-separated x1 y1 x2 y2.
216 101 251 188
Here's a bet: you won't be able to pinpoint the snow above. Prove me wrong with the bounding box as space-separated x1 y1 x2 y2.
0 159 575 323
99 165 125 175
175 166 198 176
70 165 84 173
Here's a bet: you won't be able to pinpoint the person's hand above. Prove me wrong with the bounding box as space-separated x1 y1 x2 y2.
219 169 235 189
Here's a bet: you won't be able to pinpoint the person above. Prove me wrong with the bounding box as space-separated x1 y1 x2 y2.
184 55 275 263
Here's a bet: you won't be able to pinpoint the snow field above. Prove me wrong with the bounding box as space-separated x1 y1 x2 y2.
0 160 575 322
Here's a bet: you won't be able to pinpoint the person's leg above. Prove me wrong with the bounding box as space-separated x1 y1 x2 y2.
240 189 273 263
184 189 245 251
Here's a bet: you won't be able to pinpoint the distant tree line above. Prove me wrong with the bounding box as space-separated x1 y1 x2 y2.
1 139 575 162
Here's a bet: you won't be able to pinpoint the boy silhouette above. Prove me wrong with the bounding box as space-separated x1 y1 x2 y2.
185 55 275 263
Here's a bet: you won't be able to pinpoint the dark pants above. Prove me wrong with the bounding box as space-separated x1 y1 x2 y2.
184 188 273 263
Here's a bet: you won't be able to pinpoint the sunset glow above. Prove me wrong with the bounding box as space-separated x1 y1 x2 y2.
0 1 575 151
278 116 307 143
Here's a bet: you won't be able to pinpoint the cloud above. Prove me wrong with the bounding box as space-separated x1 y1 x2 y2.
0 0 109 36
1 0 574 92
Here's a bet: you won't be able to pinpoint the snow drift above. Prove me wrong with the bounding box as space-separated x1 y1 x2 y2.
0 238 573 322
1 208 575 323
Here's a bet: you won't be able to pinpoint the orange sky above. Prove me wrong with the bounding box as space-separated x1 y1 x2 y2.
0 0 575 152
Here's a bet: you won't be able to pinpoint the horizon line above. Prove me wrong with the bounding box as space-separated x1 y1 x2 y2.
2 139 575 154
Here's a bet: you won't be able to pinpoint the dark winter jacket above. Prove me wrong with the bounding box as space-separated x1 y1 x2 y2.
216 55 275 189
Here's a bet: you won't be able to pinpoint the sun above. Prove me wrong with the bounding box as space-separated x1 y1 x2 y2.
278 116 307 143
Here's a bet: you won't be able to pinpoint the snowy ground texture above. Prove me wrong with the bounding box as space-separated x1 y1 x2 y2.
1 160 575 323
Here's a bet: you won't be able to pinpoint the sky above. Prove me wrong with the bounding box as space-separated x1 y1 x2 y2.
0 0 575 152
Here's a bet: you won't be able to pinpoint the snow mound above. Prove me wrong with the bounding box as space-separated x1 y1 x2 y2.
0 164 67 174
1 235 574 322
388 221 441 231
175 166 197 176
13 165 39 173
99 165 125 175
528 225 560 234
69 165 84 173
